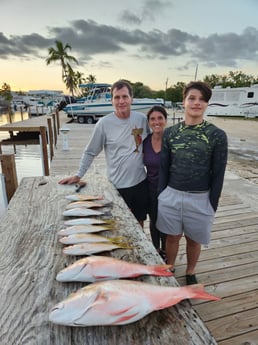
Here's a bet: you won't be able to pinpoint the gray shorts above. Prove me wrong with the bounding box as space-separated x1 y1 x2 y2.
156 186 215 245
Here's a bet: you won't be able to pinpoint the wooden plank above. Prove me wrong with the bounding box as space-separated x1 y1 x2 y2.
205 308 258 342
0 176 217 345
194 290 258 321
218 330 258 345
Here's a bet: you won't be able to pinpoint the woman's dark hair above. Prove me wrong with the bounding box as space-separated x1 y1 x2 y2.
183 81 212 102
146 105 168 121
111 80 133 98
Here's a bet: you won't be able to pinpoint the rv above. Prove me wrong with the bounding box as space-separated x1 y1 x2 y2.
205 85 258 118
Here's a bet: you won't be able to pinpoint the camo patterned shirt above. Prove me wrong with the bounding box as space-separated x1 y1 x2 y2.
158 120 228 211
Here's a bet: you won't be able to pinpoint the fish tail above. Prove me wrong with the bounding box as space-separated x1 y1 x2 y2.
184 284 220 301
117 242 134 250
148 264 174 277
108 236 128 243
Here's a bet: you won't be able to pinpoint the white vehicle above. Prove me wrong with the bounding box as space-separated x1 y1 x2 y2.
205 85 258 118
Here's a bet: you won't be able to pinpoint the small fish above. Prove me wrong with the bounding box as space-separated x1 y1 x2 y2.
59 234 124 245
49 280 220 326
56 255 173 282
65 201 109 210
64 218 114 226
63 208 104 217
65 194 104 201
63 242 132 256
58 225 114 236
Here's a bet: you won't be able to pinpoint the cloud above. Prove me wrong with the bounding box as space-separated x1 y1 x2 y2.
120 0 173 25
0 19 258 73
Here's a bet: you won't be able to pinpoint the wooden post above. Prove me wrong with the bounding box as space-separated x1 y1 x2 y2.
0 154 18 202
55 108 60 135
47 117 54 160
39 126 49 176
51 112 57 146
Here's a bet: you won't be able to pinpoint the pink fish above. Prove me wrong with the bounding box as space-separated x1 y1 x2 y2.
49 280 220 326
56 255 173 282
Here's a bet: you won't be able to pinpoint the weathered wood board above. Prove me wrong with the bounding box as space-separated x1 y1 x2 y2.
0 175 218 345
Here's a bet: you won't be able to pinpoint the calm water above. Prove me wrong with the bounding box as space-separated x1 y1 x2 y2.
0 110 43 217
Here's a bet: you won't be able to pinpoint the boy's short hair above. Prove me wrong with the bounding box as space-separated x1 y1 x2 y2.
183 81 212 102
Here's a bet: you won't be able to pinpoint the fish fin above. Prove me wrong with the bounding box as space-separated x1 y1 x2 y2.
114 312 139 324
183 284 220 301
148 265 174 277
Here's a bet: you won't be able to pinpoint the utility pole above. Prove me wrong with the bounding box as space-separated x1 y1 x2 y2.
194 64 199 81
165 78 168 102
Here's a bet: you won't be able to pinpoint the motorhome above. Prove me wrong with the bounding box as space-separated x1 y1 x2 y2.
205 85 258 118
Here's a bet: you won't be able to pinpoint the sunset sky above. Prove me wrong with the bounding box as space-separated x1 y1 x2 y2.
1 0 258 93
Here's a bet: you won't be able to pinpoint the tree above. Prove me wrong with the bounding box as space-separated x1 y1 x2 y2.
203 71 258 88
86 74 97 84
46 40 78 83
0 82 13 115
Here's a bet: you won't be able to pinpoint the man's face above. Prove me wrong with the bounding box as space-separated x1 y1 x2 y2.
112 86 132 118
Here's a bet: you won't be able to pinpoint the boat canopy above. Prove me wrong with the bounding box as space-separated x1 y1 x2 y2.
79 83 112 88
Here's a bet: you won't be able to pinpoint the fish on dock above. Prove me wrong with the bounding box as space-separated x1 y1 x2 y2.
64 218 114 226
56 255 173 282
65 200 111 210
62 208 104 217
58 225 114 236
65 194 104 201
49 280 220 326
59 233 125 245
62 242 132 256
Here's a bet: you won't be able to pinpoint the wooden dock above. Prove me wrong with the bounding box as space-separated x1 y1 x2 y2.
50 112 258 345
1 111 258 344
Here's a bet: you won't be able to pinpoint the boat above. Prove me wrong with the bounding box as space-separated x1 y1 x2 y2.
62 83 164 124
11 90 64 116
205 85 258 118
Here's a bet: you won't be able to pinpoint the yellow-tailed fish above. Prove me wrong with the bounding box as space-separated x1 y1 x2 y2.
56 255 174 282
59 233 125 245
63 208 104 217
65 201 109 210
63 242 132 256
58 225 114 236
64 218 114 226
65 194 104 201
49 280 220 326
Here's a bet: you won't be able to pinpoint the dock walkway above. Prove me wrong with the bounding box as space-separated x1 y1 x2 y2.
50 112 258 345
0 111 257 344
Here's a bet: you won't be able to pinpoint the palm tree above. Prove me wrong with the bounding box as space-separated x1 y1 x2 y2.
0 82 13 116
46 40 78 81
86 74 97 84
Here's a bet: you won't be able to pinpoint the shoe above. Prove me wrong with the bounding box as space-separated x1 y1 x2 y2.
186 274 198 285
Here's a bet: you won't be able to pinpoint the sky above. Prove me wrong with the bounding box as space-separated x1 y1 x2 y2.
1 0 258 93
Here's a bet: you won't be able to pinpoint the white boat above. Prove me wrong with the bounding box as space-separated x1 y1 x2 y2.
63 83 164 124
205 85 258 118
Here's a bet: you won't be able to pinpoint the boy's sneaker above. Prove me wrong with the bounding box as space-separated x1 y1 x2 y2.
186 274 198 285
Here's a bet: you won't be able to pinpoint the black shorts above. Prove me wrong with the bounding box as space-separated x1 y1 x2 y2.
117 179 148 222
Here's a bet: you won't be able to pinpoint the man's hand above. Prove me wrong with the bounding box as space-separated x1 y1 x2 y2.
58 176 80 185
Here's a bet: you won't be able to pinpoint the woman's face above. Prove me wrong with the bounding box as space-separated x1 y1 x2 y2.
148 111 167 134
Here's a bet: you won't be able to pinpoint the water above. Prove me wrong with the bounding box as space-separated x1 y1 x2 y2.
0 110 43 217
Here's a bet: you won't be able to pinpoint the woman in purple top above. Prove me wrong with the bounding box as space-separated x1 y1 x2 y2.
143 106 168 259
